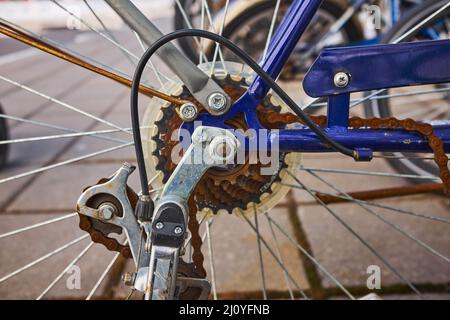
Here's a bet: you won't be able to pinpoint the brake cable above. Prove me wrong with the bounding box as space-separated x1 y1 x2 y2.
130 29 365 196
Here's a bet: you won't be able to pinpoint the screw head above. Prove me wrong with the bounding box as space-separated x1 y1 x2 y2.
155 221 164 230
207 92 227 112
174 226 183 234
333 72 350 88
179 103 198 122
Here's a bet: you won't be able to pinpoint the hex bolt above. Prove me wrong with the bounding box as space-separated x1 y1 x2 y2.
174 226 183 235
122 272 136 286
333 72 350 88
207 92 227 112
98 203 116 220
155 221 164 230
179 103 198 122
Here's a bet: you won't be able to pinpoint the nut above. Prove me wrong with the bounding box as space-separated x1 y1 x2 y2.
98 203 116 220
122 272 136 286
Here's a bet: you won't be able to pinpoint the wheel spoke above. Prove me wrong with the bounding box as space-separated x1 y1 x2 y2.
0 75 131 134
262 0 281 62
0 142 133 185
209 0 230 76
36 241 94 300
174 0 208 63
0 213 77 240
205 220 218 300
239 209 309 299
265 213 295 300
283 183 450 224
253 204 267 300
82 0 137 68
0 127 148 145
286 170 423 297
348 2 450 109
0 234 89 284
49 0 141 63
304 87 450 110
265 214 355 299
0 114 127 144
307 170 450 265
202 0 227 72
86 250 122 300
300 166 439 181
0 17 142 86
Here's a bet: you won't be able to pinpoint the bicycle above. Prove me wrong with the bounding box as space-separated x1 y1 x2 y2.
0 0 449 300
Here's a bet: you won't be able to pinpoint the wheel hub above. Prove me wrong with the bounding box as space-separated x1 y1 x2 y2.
143 62 301 215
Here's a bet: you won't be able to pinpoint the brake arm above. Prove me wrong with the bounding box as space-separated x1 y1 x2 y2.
140 126 240 299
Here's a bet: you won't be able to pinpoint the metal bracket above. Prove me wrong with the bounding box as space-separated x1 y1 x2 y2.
77 163 148 267
141 126 239 299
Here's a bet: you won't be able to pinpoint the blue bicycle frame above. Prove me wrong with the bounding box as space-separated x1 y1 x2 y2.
184 0 450 155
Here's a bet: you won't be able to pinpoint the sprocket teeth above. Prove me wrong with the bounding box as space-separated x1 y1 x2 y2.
148 72 287 214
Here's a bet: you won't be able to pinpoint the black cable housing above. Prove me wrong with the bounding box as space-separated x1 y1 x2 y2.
131 29 358 194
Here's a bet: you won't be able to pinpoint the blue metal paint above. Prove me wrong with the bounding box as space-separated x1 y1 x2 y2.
303 39 450 97
271 125 450 153
235 0 323 106
327 94 350 129
180 0 450 160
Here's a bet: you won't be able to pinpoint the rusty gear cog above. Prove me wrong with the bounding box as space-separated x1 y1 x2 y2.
145 63 299 214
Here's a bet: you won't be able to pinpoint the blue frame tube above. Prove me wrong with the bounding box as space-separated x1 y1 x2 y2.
237 0 323 101
272 126 450 153
184 0 450 157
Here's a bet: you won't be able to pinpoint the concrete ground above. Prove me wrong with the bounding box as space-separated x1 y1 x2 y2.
0 10 449 300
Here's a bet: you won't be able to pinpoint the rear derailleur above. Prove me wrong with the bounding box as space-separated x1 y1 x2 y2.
77 126 239 299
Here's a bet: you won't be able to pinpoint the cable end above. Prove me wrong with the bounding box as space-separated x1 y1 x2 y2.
353 148 373 162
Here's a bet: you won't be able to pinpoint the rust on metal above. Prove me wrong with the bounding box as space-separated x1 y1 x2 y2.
315 182 445 204
0 22 188 106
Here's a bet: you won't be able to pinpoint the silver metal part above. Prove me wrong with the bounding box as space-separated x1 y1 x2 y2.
144 246 179 300
98 203 116 220
142 126 239 300
333 72 350 88
77 163 149 267
103 0 231 115
207 92 228 112
174 226 183 235
179 103 198 122
122 271 136 286
134 268 211 300
159 126 240 202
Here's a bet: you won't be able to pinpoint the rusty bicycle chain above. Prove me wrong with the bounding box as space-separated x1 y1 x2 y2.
78 112 449 276
264 111 450 196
